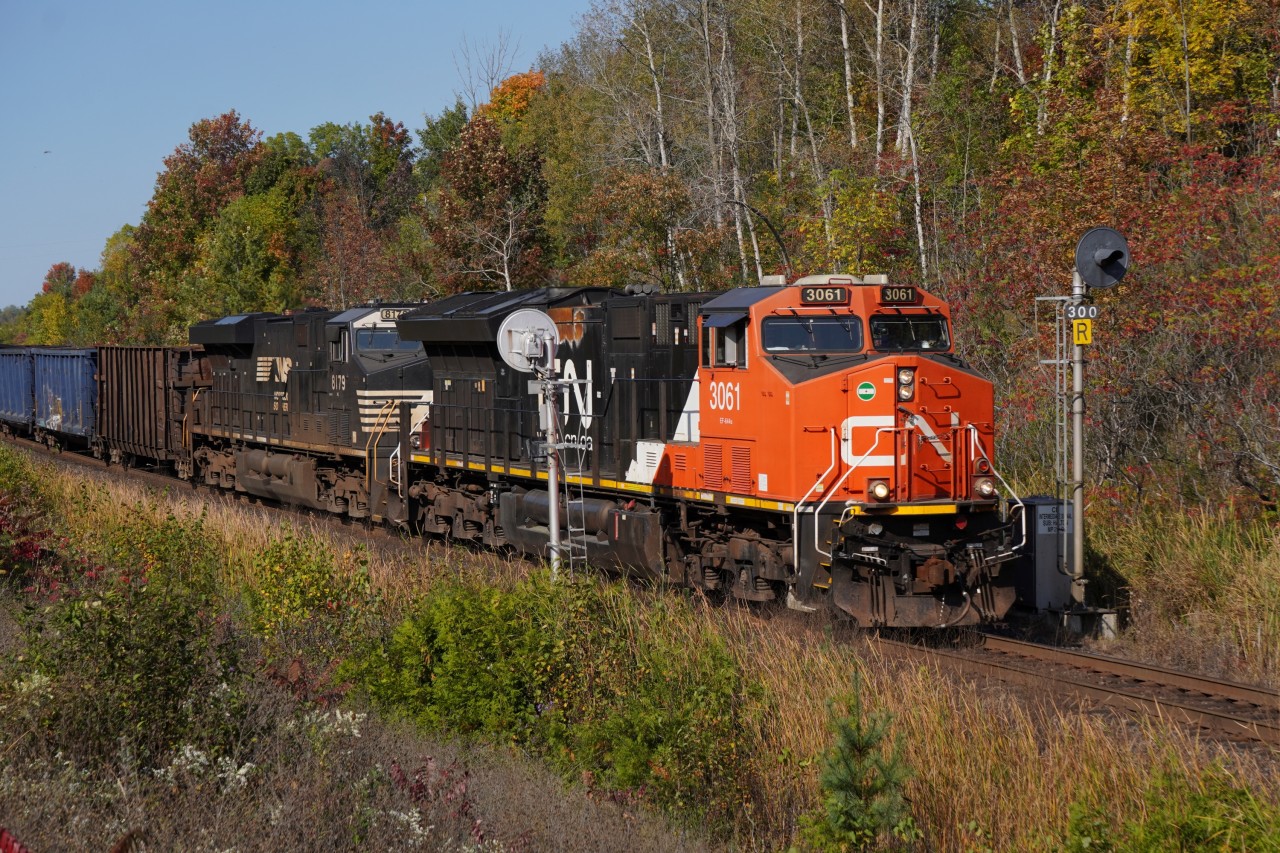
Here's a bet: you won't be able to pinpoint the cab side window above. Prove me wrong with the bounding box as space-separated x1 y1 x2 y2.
701 317 749 368
329 328 349 363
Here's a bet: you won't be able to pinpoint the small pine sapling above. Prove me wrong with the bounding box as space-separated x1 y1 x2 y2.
802 673 921 851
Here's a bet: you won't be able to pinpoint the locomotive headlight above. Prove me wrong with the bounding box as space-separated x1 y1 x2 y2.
896 367 915 401
410 432 421 449
974 476 997 498
868 479 891 501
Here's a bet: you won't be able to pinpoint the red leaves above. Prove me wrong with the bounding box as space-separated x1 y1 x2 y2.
40 262 77 295
430 115 548 292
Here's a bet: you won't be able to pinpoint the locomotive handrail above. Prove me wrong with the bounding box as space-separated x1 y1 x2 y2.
965 424 1027 553
817 427 896 560
364 399 398 495
184 388 203 452
389 409 431 497
791 426 840 574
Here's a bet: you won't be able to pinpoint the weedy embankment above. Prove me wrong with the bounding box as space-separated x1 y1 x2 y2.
0 446 1277 851
1089 505 1280 687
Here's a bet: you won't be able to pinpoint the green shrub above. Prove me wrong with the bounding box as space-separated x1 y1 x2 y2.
0 445 48 512
244 533 377 662
345 572 755 830
5 574 251 771
0 447 56 582
0 474 255 774
1066 764 1280 852
98 505 222 593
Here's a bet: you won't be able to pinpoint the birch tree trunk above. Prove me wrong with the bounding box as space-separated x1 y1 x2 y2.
1008 0 1027 86
837 0 860 149
1035 0 1062 135
635 10 671 171
865 0 888 166
630 3 687 287
684 0 725 228
907 125 928 283
896 0 921 156
714 2 761 280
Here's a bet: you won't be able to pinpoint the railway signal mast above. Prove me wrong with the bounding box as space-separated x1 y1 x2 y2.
1039 227 1130 632
496 309 565 576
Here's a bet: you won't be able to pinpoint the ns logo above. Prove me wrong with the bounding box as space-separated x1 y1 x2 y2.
256 356 293 384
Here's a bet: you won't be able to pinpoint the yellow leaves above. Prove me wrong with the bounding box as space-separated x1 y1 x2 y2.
1112 0 1271 138
804 172 906 276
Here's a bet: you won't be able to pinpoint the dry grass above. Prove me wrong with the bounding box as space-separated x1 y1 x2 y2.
708 607 1279 849
42 462 531 616
0 677 706 852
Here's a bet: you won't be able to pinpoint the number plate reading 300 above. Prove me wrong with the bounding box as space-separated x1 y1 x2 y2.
799 286 849 305
879 286 918 304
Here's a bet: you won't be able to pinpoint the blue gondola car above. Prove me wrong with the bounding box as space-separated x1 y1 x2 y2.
0 347 34 435
32 348 97 448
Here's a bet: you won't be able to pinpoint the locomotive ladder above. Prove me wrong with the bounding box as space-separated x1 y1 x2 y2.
556 406 591 575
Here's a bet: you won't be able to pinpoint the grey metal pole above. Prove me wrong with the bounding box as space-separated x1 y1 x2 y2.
1070 270 1086 605
547 439 562 577
544 368 563 579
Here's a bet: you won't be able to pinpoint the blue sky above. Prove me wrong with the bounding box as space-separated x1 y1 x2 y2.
0 0 592 309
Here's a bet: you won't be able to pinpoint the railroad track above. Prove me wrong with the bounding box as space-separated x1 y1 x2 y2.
879 633 1280 746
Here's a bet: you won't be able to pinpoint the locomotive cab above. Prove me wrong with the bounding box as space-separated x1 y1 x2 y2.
324 305 433 449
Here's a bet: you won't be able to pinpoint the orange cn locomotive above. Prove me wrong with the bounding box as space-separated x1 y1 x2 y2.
397 273 1024 627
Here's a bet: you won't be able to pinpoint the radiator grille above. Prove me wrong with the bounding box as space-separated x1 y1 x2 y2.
655 303 672 345
731 445 752 493
703 443 723 488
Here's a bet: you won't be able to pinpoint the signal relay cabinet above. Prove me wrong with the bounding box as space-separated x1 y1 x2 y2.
189 306 433 524
1012 496 1075 612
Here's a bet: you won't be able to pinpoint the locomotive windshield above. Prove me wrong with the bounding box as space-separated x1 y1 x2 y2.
355 328 420 353
869 315 950 352
762 316 864 353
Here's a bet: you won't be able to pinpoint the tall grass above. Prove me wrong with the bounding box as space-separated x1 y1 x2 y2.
0 449 697 852
1090 506 1280 685
710 608 1280 849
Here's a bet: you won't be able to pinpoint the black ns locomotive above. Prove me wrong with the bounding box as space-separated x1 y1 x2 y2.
188 305 431 522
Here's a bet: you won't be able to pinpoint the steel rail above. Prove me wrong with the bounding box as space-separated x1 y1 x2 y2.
877 635 1280 747
980 634 1280 710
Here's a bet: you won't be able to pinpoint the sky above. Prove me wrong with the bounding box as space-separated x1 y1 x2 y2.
0 0 593 309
